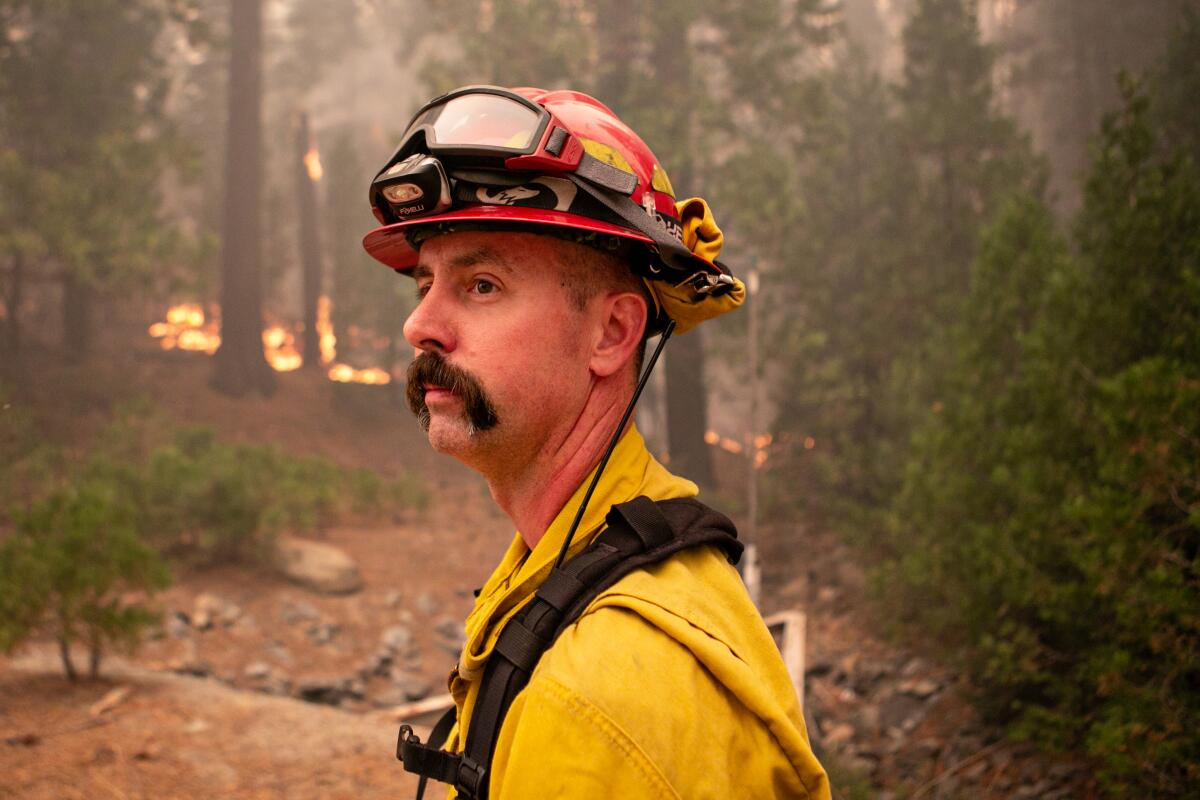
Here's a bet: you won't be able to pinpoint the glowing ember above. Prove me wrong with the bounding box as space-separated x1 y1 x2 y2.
704 430 720 445
719 437 743 454
304 146 323 182
804 437 816 450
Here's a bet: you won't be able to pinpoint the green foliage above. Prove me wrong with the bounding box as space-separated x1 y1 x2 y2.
885 71 1200 795
768 0 1042 532
77 413 429 565
0 481 169 680
0 1 202 305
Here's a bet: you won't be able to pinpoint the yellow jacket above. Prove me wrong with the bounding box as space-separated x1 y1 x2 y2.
446 426 830 799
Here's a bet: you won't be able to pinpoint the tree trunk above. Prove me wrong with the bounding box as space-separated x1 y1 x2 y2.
652 4 715 489
58 635 78 682
61 271 91 362
595 0 636 111
2 253 22 355
296 111 323 368
88 631 103 679
211 0 275 397
663 329 715 487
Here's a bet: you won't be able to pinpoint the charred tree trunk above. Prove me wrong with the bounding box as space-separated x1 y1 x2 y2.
296 111 323 368
61 271 91 362
652 4 715 489
211 0 275 397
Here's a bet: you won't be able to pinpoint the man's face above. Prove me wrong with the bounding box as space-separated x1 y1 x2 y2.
402 230 595 467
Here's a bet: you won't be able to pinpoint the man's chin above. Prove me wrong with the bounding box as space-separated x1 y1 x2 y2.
423 413 490 455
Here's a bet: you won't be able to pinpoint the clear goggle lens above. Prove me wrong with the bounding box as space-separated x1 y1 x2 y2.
407 93 542 151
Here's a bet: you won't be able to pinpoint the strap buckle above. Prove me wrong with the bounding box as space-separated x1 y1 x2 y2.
396 724 419 761
456 754 488 799
681 270 736 297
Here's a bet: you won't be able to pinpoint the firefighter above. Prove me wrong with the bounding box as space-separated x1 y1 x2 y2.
364 85 830 799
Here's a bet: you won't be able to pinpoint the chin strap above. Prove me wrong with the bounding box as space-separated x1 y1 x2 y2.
553 317 676 569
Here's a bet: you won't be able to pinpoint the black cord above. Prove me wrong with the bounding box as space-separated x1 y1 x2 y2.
553 318 677 570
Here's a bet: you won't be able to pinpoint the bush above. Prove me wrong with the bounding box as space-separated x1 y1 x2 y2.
0 401 430 677
0 482 169 680
82 419 430 565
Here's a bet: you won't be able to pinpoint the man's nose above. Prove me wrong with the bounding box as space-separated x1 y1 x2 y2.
403 284 456 354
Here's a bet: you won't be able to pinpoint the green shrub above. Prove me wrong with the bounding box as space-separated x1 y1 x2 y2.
0 481 169 680
95 421 430 565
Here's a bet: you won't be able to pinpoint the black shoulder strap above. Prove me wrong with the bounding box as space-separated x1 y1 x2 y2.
396 496 741 800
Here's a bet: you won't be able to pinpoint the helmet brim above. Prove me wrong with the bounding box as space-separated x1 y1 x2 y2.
363 204 713 274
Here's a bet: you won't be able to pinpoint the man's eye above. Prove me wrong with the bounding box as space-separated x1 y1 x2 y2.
473 279 497 295
415 283 432 300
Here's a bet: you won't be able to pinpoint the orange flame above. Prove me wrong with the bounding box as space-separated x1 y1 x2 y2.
261 325 302 372
304 146 323 182
149 303 220 354
149 296 393 385
316 295 336 365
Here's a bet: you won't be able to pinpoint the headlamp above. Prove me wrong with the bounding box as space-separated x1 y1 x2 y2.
370 154 452 223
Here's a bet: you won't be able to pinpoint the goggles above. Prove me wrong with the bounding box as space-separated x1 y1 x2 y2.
368 86 727 283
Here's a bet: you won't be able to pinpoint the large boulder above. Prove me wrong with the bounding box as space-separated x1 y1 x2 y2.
274 536 363 595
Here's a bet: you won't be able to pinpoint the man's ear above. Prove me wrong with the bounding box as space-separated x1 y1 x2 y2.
589 292 648 378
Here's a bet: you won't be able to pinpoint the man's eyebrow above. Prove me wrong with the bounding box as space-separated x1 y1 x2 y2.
413 246 514 280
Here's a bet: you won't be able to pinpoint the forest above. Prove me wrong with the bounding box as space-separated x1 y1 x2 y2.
1 1 1197 797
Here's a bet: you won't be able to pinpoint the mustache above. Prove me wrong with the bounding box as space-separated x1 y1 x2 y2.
405 352 500 435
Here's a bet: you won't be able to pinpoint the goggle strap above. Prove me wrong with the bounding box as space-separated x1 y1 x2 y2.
574 153 638 196
447 168 536 187
568 174 698 277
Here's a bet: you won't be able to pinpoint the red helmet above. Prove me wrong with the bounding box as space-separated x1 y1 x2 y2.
361 86 725 284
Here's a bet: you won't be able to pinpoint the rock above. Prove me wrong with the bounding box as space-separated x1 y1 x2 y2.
265 640 294 666
280 600 321 625
384 590 403 608
274 537 364 595
220 602 242 626
434 617 465 654
898 678 940 699
244 661 272 680
307 622 341 645
381 625 414 653
167 611 191 639
417 591 438 615
296 676 364 707
183 718 210 734
193 593 225 631
390 671 433 702
361 649 394 678
171 660 212 678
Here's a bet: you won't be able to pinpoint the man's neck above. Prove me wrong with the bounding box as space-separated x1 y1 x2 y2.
485 383 632 550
